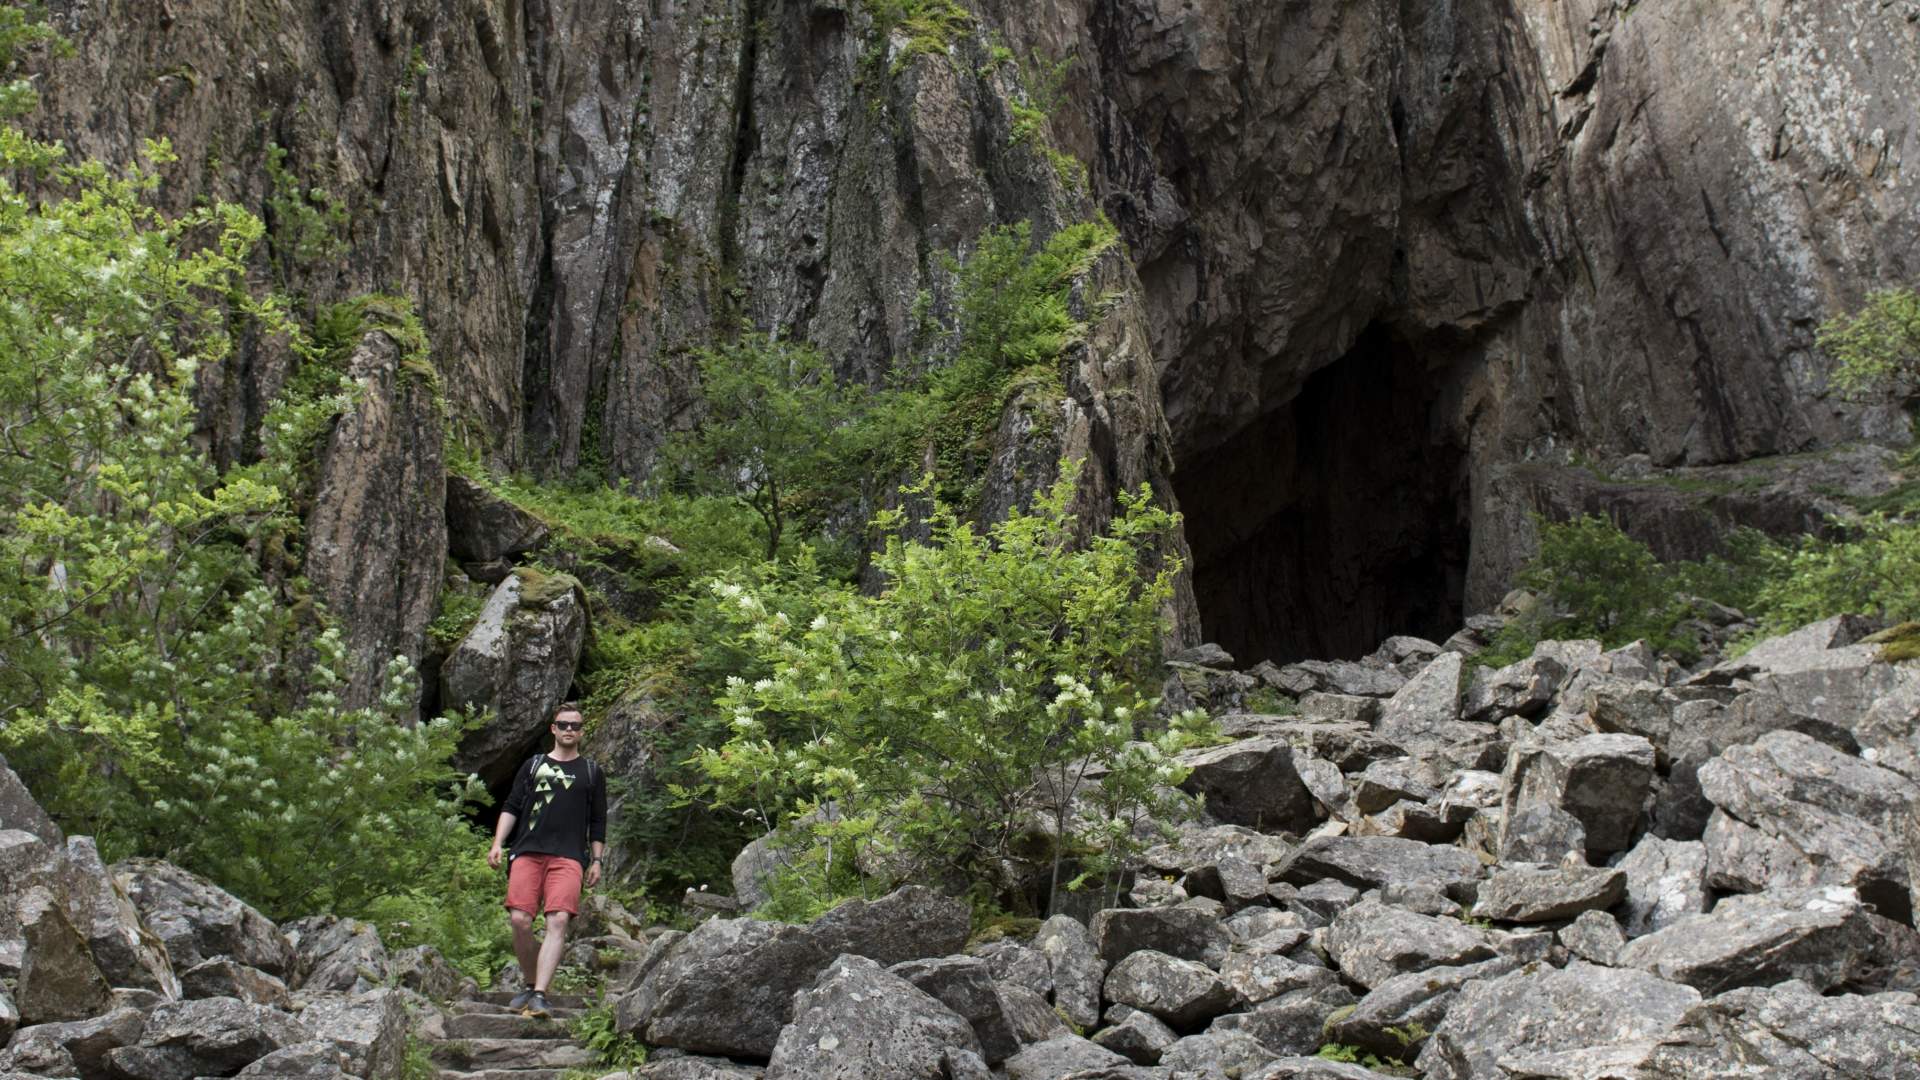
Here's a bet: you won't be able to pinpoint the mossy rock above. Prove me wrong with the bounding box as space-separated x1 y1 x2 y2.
1861 621 1920 662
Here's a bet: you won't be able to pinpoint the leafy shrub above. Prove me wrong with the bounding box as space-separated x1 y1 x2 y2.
693 463 1215 913
1819 286 1920 401
569 997 647 1071
1746 513 1920 635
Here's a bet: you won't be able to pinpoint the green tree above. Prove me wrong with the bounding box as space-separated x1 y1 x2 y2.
693 463 1212 914
666 334 867 559
0 10 486 933
1519 513 1678 641
1819 286 1920 401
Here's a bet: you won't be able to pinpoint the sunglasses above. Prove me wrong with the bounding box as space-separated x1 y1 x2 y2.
553 721 584 732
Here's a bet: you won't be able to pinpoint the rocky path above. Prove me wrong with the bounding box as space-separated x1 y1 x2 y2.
431 992 597 1080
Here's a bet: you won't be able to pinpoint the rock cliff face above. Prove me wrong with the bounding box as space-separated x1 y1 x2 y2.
24 0 1920 673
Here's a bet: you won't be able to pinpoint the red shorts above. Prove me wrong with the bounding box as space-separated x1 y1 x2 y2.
505 853 583 916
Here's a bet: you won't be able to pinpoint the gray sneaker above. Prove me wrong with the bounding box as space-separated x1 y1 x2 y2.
505 987 536 1011
522 991 551 1019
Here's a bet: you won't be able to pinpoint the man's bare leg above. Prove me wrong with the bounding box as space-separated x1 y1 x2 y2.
534 911 570 991
508 908 539 986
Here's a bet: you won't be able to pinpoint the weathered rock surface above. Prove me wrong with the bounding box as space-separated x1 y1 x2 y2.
1101 951 1233 1030
106 997 310 1080
765 955 979 1080
286 917 390 995
1697 729 1917 923
292 990 406 1079
1033 915 1104 1032
1617 836 1712 938
114 860 293 978
1326 956 1519 1061
1002 1033 1130 1080
0 1006 145 1078
1091 908 1229 969
1176 739 1317 834
1278 836 1482 901
1416 962 1700 1080
1325 899 1497 989
1471 863 1626 924
443 569 590 788
1618 886 1904 993
446 474 550 563
0 755 59 845
1501 733 1656 858
1640 979 1920 1079
890 957 1018 1065
15 888 111 1025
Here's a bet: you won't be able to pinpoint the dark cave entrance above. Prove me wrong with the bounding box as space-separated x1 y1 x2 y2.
1174 324 1471 665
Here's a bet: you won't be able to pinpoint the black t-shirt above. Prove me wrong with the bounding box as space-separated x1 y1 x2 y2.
501 753 607 870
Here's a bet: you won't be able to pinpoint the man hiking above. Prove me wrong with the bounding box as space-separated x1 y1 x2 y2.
487 702 607 1017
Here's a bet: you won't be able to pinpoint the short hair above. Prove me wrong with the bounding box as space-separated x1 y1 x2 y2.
553 701 584 721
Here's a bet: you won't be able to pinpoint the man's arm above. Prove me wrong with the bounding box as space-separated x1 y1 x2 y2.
487 810 518 870
585 764 609 887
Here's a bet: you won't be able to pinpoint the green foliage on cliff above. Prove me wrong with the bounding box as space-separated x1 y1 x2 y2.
1820 286 1920 401
693 465 1211 913
0 10 491 971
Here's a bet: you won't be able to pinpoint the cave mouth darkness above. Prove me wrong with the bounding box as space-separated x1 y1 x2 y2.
1174 324 1471 666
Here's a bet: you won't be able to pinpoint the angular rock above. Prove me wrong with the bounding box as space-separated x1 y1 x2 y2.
1176 738 1317 833
446 473 550 563
16 887 111 1025
729 830 790 913
180 960 290 1009
1558 910 1627 966
1090 907 1229 968
1093 1005 1176 1066
635 1058 766 1080
995 982 1070 1046
1700 615 1878 684
1415 961 1699 1080
1377 881 1460 918
765 955 979 1080
1180 856 1268 914
1639 979 1920 1079
1462 652 1566 722
1 1007 144 1079
1470 863 1626 924
970 939 1052 998
1002 1034 1129 1080
1297 693 1378 727
629 886 968 1057
1500 733 1655 857
0 754 60 844
1657 690 1861 839
114 859 293 977
1375 652 1479 755
1033 915 1103 1032
1247 1059 1403 1080
285 916 390 995
1217 951 1338 1008
1158 1030 1272 1077
1325 899 1497 989
110 997 311 1080
443 569 591 789
1617 886 1908 993
1207 981 1356 1055
1139 826 1291 878
1351 759 1438 816
232 1039 352 1080
294 989 406 1079
1278 836 1483 902
890 957 1018 1065
388 946 460 1001
1102 951 1233 1030
1615 836 1711 938
1496 803 1588 864
1326 956 1520 1060
61 839 177 998
0 988 13 1044
1697 729 1917 923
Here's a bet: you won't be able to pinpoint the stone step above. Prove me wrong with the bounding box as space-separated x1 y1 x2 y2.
435 1070 573 1080
452 1000 585 1021
446 1012 573 1040
430 1039 598 1071
472 990 593 1009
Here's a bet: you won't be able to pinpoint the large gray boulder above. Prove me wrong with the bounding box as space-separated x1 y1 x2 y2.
180 960 291 1009
1617 886 1907 993
446 473 550 563
232 1040 354 1080
1470 863 1626 924
1206 981 1356 1055
1216 951 1338 1008
0 830 77 980
443 569 590 789
293 990 407 1079
0 987 15 1044
1092 1005 1176 1065
114 859 293 978
1500 733 1655 857
60 839 177 999
1616 836 1711 938
626 886 968 1057
284 916 390 995
1375 652 1492 756
890 957 1018 1065
1697 729 1917 923
15 887 111 1025
1277 836 1483 902
1002 1034 1130 1080
1175 738 1318 833
1325 956 1521 1061
1415 961 1699 1080
1090 907 1230 968
0 754 59 845
1157 1030 1273 1077
1462 651 1567 722
1639 979 1920 1079
103 997 311 1080
0 1006 145 1078
1325 899 1497 989
1032 915 1103 1031
764 955 978 1080
1101 951 1234 1030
